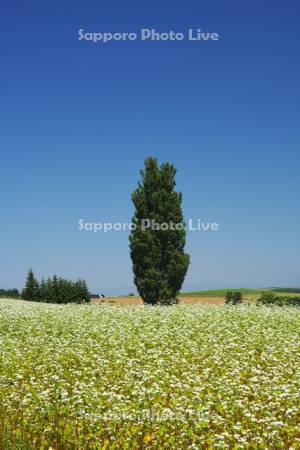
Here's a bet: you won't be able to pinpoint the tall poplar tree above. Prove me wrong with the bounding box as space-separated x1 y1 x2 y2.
129 157 190 305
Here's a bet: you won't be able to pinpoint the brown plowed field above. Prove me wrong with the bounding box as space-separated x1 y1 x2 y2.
90 295 225 306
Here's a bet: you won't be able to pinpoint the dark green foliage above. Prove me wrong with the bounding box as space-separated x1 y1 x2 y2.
256 292 277 305
0 289 20 298
129 157 190 305
22 270 90 304
225 291 233 304
288 297 300 306
73 279 90 304
257 292 300 307
40 277 90 304
225 291 242 305
21 269 40 301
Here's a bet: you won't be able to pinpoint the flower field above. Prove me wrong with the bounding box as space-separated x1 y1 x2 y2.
0 300 299 449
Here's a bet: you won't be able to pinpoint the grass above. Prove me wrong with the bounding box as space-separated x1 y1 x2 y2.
271 288 300 293
1 299 300 449
182 288 300 297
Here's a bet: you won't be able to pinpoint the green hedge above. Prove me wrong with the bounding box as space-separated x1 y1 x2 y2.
257 292 300 307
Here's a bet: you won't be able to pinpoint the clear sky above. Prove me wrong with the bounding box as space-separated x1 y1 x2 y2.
1 0 299 294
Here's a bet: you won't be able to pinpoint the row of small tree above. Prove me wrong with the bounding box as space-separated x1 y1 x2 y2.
0 288 20 298
22 269 90 304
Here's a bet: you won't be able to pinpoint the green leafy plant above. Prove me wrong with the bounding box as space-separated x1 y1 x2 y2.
1 302 300 449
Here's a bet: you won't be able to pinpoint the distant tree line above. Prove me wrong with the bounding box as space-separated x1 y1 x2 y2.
21 269 90 304
0 289 20 298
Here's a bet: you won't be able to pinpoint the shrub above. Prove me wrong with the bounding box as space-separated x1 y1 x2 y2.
257 292 300 307
225 291 242 305
256 292 278 305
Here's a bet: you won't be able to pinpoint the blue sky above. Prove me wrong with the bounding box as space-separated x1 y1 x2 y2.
1 0 299 294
